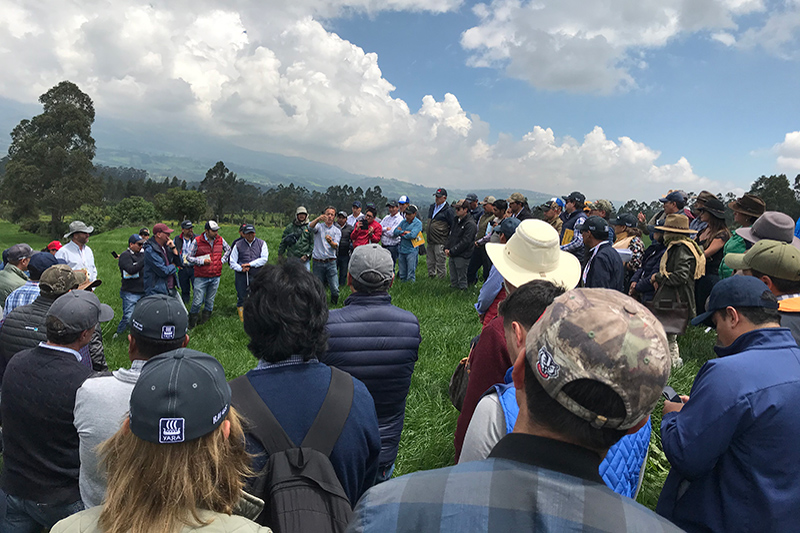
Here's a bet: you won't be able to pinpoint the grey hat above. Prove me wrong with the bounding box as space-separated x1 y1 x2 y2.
64 220 94 239
494 217 521 238
737 211 800 248
180 220 193 230
131 295 189 341
129 349 231 444
39 264 80 296
7 244 34 263
349 244 394 289
46 290 114 333
205 220 220 231
337 211 348 218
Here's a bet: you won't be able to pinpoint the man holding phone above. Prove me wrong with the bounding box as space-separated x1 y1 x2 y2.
114 234 145 337
657 276 800 532
350 206 382 249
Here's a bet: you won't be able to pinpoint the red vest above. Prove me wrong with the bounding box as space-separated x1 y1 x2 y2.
193 233 224 278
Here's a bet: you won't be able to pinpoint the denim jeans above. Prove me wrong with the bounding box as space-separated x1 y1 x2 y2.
313 259 339 301
190 276 220 314
337 254 350 286
384 244 399 268
2 495 83 533
178 267 194 305
398 252 419 282
116 290 143 334
234 270 260 307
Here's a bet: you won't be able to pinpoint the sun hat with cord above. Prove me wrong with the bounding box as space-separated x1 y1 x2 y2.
654 214 697 235
485 219 581 289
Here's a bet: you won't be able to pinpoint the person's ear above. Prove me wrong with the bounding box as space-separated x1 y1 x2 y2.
222 419 231 440
726 306 740 327
181 334 190 348
511 348 526 390
625 415 649 435
128 334 136 357
347 273 354 289
511 321 526 352
759 275 776 293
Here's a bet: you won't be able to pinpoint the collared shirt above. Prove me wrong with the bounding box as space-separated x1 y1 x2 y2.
349 433 682 532
230 238 269 272
312 223 342 260
380 213 404 247
185 233 231 266
778 293 800 301
55 241 97 281
3 281 40 319
38 341 82 363
347 213 364 228
255 355 318 370
431 201 446 219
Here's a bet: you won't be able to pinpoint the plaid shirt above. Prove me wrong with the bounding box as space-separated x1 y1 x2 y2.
3 281 40 319
347 434 682 533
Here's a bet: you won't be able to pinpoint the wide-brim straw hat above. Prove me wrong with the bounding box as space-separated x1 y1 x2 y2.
728 193 765 218
486 219 581 289
654 214 697 235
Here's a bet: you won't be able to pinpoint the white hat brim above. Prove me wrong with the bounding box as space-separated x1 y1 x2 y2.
486 242 582 290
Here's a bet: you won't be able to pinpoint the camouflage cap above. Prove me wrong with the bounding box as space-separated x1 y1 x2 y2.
508 192 526 204
526 288 670 430
39 264 80 296
593 199 613 214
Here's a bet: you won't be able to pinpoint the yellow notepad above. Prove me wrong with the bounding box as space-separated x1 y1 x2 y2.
411 232 425 248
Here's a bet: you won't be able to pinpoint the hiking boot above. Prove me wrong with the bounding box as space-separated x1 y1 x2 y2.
188 313 199 329
199 310 212 325
237 306 244 322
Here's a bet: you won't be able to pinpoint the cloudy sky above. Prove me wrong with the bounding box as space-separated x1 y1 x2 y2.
2 0 800 199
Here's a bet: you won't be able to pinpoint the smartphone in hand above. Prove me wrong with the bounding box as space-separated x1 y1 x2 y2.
662 385 682 403
111 251 119 259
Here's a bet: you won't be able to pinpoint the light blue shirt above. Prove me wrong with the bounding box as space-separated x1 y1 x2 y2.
475 266 503 314
38 341 82 363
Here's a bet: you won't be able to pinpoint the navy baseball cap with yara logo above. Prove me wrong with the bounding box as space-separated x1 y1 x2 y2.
129 349 231 444
691 276 779 328
130 295 188 341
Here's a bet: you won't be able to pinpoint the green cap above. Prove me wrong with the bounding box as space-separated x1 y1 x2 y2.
526 288 670 430
724 239 800 281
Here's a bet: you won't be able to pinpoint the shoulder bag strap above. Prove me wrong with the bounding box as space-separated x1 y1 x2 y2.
300 367 354 457
230 375 296 454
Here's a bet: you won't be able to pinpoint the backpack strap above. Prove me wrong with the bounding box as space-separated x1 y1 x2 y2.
230 375 296 454
300 367 354 457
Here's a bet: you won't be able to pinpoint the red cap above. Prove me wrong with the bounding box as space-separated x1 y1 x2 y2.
153 223 174 234
47 240 63 251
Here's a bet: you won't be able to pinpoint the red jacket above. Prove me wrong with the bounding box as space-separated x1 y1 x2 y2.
453 315 512 461
193 233 225 278
350 220 382 248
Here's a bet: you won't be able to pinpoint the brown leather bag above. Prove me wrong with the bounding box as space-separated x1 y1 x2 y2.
448 357 470 412
645 297 690 335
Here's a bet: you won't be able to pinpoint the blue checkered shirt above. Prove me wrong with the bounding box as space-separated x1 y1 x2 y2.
347 434 682 533
3 281 40 319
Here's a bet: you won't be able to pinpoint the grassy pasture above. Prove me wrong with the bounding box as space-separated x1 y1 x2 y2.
0 221 716 509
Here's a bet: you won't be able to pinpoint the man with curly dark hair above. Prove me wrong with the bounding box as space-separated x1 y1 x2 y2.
234 260 381 507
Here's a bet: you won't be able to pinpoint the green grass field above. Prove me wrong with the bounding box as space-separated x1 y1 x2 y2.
0 221 716 509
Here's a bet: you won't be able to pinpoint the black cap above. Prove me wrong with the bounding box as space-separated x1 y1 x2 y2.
578 215 610 237
434 188 447 197
386 200 399 208
131 294 188 341
406 204 418 215
139 227 150 236
465 193 479 202
562 191 586 204
610 213 637 228
129 349 231 444
180 220 193 230
242 224 256 234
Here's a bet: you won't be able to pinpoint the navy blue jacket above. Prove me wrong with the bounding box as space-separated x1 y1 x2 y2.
583 242 625 292
631 241 666 302
657 328 800 533
142 240 180 296
321 292 420 468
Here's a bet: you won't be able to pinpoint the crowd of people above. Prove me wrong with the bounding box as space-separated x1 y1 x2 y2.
0 185 799 532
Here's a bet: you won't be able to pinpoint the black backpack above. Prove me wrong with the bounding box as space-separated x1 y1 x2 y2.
230 367 354 533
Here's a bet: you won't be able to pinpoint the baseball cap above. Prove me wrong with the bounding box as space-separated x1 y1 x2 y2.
153 223 174 234
540 197 564 210
724 240 800 281
508 192 526 204
692 276 778 327
434 188 447 197
46 290 114 333
242 224 255 234
659 191 685 204
594 199 613 214
562 191 586 204
205 220 220 231
452 199 469 210
39 265 80 296
337 211 348 218
482 196 496 205
406 204 418 215
131 294 189 341
349 244 394 289
386 200 399 208
7 244 34 263
398 195 410 204
352 201 362 208
28 253 59 280
465 193 479 202
528 288 670 430
47 240 62 252
139 227 151 236
577 216 610 237
493 217 521 238
180 220 193 230
128 234 143 245
486 219 581 289
129 349 230 444
610 213 637 228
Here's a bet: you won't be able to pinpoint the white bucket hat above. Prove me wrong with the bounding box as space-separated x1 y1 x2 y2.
486 219 581 289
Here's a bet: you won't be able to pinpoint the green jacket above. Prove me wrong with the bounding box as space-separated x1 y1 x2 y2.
653 241 699 319
718 233 746 279
0 264 28 306
278 220 313 259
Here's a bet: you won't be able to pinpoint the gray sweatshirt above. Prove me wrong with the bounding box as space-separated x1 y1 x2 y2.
73 360 144 507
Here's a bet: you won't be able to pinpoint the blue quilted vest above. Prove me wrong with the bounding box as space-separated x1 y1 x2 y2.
494 370 651 498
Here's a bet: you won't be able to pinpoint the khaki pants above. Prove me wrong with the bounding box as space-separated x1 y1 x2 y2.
427 244 447 278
